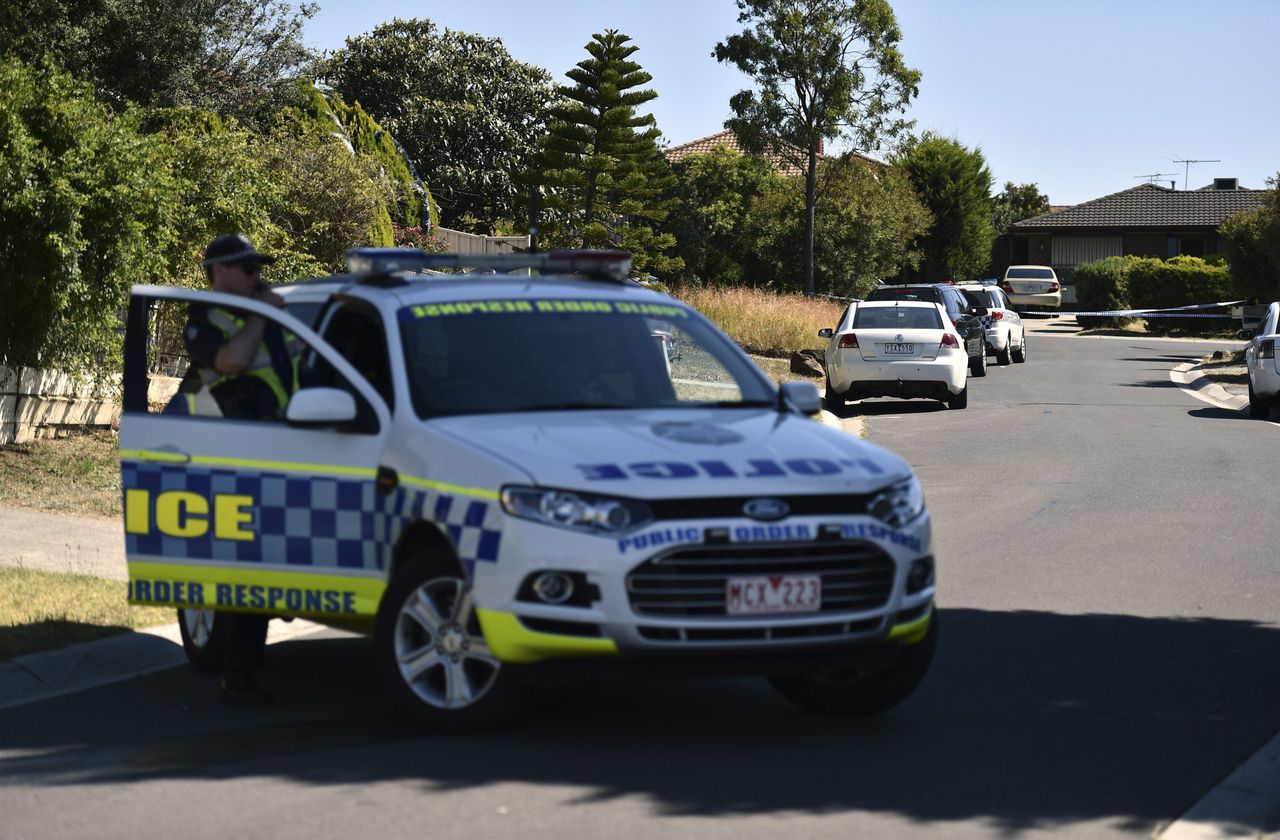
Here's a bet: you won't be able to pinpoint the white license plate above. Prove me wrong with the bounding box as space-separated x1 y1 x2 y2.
725 575 821 615
883 342 914 354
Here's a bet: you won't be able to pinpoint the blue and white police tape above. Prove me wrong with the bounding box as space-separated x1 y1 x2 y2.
1067 299 1246 319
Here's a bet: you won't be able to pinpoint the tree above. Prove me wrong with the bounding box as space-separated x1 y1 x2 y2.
323 18 555 231
989 181 1049 278
0 58 178 377
0 0 318 120
715 0 920 296
533 30 682 277
740 156 930 295
1221 174 1280 301
893 133 995 282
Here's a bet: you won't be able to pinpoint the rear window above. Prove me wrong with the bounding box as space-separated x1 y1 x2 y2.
853 306 943 330
961 290 994 308
866 286 941 303
1006 268 1055 279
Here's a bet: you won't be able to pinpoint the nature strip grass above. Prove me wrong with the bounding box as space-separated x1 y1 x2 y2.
0 566 173 661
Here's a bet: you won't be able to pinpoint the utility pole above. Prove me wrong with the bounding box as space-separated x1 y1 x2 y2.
1170 158 1221 190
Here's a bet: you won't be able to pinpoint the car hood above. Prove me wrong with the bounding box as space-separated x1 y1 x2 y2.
428 408 912 497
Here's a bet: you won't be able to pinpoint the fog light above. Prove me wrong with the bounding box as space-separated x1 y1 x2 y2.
532 572 575 605
906 557 935 594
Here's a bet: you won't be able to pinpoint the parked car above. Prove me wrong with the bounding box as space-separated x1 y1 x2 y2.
865 283 988 377
820 300 970 410
1002 265 1061 311
1243 301 1280 419
121 248 939 730
957 284 1027 365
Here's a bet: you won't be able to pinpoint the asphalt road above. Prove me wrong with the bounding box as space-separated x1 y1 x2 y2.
2 322 1278 840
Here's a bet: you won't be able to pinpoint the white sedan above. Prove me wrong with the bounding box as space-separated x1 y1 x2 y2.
1244 301 1280 419
820 300 970 410
957 284 1026 366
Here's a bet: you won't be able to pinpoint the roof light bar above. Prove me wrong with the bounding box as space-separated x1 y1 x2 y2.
345 248 633 281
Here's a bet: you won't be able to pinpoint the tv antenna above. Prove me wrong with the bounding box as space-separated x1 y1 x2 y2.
1134 172 1178 188
1169 158 1221 190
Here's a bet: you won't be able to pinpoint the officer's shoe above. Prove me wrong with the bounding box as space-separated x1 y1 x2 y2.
219 671 274 707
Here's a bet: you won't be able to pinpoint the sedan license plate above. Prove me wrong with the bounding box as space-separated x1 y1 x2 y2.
725 575 821 615
883 342 914 354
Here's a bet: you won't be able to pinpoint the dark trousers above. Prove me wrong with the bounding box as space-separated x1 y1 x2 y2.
222 613 270 673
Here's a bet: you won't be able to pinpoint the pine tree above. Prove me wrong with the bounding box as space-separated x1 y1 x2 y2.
534 30 682 276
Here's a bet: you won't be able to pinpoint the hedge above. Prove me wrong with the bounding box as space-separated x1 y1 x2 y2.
1127 256 1235 335
1073 255 1144 329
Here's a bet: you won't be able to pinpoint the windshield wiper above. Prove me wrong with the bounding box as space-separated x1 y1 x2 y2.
708 399 775 408
518 402 633 411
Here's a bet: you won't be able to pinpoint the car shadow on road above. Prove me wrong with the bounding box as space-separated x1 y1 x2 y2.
831 399 949 417
3 609 1280 836
1188 406 1265 422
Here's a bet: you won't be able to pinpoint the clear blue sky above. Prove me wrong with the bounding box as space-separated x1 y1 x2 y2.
304 0 1279 207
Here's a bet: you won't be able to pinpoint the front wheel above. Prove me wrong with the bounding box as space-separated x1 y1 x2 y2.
374 557 522 732
767 614 937 716
177 608 228 672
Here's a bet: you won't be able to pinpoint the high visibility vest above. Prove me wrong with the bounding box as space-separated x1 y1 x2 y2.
184 308 301 418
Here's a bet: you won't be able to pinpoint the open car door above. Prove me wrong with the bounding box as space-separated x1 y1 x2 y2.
121 285 393 625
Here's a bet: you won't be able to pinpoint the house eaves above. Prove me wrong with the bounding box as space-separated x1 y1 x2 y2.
1010 183 1267 231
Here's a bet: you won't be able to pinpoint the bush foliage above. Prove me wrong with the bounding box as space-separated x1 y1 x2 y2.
1073 256 1142 329
1128 256 1235 335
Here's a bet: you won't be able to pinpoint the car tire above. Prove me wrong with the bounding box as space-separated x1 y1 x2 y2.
767 613 937 717
996 341 1012 366
177 608 230 672
374 553 523 732
1012 331 1027 363
947 385 968 410
824 374 844 412
969 343 988 377
1248 382 1269 419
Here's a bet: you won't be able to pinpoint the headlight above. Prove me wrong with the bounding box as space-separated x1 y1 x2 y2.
501 486 653 535
868 476 926 528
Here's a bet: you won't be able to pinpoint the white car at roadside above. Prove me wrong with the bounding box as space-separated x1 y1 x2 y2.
1244 301 1280 419
1002 265 1062 311
821 300 970 410
957 284 1026 366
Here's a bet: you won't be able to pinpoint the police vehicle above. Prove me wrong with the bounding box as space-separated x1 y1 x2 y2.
121 249 937 730
956 283 1027 366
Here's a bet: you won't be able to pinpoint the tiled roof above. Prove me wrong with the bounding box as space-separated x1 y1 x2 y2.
664 130 884 177
1011 183 1267 230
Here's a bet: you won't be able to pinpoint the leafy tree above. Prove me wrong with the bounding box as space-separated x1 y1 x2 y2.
1221 174 1280 301
741 156 930 296
991 181 1049 234
665 146 786 285
534 30 682 276
0 58 178 377
714 0 920 296
893 133 995 282
0 0 318 120
323 18 555 231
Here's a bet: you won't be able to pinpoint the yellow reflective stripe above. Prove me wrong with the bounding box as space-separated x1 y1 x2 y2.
400 474 500 500
475 609 618 663
127 561 386 618
887 604 933 645
119 450 379 479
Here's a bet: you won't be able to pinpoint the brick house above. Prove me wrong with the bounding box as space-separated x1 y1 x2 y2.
1008 179 1268 304
665 130 883 176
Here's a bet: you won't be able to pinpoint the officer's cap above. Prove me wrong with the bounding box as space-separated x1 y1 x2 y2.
201 233 277 267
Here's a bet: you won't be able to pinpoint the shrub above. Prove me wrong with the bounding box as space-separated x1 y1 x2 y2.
1073 255 1145 329
1128 256 1235 335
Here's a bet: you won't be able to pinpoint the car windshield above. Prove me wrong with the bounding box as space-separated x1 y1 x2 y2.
1007 268 1055 279
853 306 943 330
397 297 776 417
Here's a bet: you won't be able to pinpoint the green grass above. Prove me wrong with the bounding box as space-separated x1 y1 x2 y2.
0 430 121 519
0 567 173 661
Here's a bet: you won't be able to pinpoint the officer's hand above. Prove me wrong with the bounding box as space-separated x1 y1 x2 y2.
253 287 285 308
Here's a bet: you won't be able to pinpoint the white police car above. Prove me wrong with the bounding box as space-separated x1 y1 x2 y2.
956 284 1026 366
121 249 937 730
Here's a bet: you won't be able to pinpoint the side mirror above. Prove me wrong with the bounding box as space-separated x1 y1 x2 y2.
285 387 358 427
1238 328 1255 340
779 380 822 416
818 328 834 338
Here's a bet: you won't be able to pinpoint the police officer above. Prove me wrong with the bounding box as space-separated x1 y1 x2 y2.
179 233 300 705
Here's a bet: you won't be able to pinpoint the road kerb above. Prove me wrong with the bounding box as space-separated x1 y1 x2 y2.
1169 363 1249 412
1157 728 1280 839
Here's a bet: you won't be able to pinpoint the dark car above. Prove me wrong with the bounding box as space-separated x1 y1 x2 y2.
865 284 989 377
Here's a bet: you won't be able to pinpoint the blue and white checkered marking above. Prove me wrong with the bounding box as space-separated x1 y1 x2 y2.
122 462 502 577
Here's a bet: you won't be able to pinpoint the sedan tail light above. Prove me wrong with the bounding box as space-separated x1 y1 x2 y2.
1261 338 1275 360
1001 282 1013 293
1048 282 1060 293
991 311 1003 320
940 334 960 349
838 333 859 348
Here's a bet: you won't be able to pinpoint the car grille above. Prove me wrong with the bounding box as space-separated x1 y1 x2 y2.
626 540 895 618
647 494 870 520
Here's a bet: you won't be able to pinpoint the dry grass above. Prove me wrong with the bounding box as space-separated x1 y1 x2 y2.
0 430 121 519
675 287 844 355
1196 349 1249 385
0 567 172 661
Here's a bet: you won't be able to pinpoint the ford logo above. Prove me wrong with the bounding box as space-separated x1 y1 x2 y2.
743 498 789 521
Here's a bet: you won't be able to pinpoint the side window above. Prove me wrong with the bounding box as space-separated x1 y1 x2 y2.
317 304 394 410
